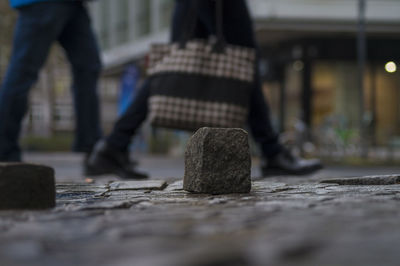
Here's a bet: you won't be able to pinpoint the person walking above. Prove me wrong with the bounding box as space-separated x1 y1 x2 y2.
0 0 102 164
87 0 322 179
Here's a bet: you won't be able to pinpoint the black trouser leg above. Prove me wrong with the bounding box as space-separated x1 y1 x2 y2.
106 80 150 152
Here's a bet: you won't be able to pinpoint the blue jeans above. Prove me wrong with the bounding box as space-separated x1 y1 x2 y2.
0 2 102 161
107 0 282 158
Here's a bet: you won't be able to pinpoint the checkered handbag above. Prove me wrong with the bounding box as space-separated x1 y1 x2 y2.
147 1 256 131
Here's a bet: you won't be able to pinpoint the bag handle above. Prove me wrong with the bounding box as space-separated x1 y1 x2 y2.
179 0 226 52
179 0 199 48
213 0 226 52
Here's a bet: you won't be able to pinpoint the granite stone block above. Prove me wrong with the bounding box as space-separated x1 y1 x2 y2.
184 127 251 194
0 163 55 210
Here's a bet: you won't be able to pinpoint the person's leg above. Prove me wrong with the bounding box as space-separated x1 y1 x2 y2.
249 66 283 158
56 3 146 179
217 0 321 175
57 3 102 153
85 81 149 179
0 3 71 161
106 80 151 152
85 0 199 178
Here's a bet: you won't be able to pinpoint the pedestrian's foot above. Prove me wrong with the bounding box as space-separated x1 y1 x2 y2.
261 148 322 176
84 140 148 180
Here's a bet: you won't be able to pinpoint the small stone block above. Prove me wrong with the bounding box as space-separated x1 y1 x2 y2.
0 163 55 210
184 127 251 194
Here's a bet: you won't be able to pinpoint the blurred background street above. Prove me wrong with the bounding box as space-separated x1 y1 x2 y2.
2 0 400 164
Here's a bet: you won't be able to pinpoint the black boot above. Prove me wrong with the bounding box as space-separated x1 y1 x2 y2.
261 148 322 176
84 140 148 180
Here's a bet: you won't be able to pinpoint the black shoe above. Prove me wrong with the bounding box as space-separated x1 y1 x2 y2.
261 149 322 176
84 140 148 180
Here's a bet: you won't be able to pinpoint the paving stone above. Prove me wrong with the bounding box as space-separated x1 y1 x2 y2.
184 127 251 194
104 190 152 202
109 180 168 191
321 174 400 185
0 163 55 210
56 183 109 193
65 200 138 211
4 164 400 266
164 180 183 192
1 240 43 261
252 182 288 192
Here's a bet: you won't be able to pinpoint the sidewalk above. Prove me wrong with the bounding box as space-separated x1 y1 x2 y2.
1 152 400 266
23 151 400 183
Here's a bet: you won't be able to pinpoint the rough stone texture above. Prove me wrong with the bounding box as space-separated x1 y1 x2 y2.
321 174 400 185
4 154 400 266
3 176 400 266
0 163 55 210
184 127 251 194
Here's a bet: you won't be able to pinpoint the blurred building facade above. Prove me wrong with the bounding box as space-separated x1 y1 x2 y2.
249 0 400 149
1 0 400 152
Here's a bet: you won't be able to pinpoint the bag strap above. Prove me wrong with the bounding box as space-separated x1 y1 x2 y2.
213 0 226 52
179 0 200 49
179 0 226 52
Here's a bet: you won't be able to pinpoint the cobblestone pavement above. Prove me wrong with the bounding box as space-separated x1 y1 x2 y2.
1 153 400 266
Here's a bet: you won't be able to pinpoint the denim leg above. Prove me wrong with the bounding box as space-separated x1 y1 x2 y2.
106 81 151 152
0 4 69 161
58 4 103 153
